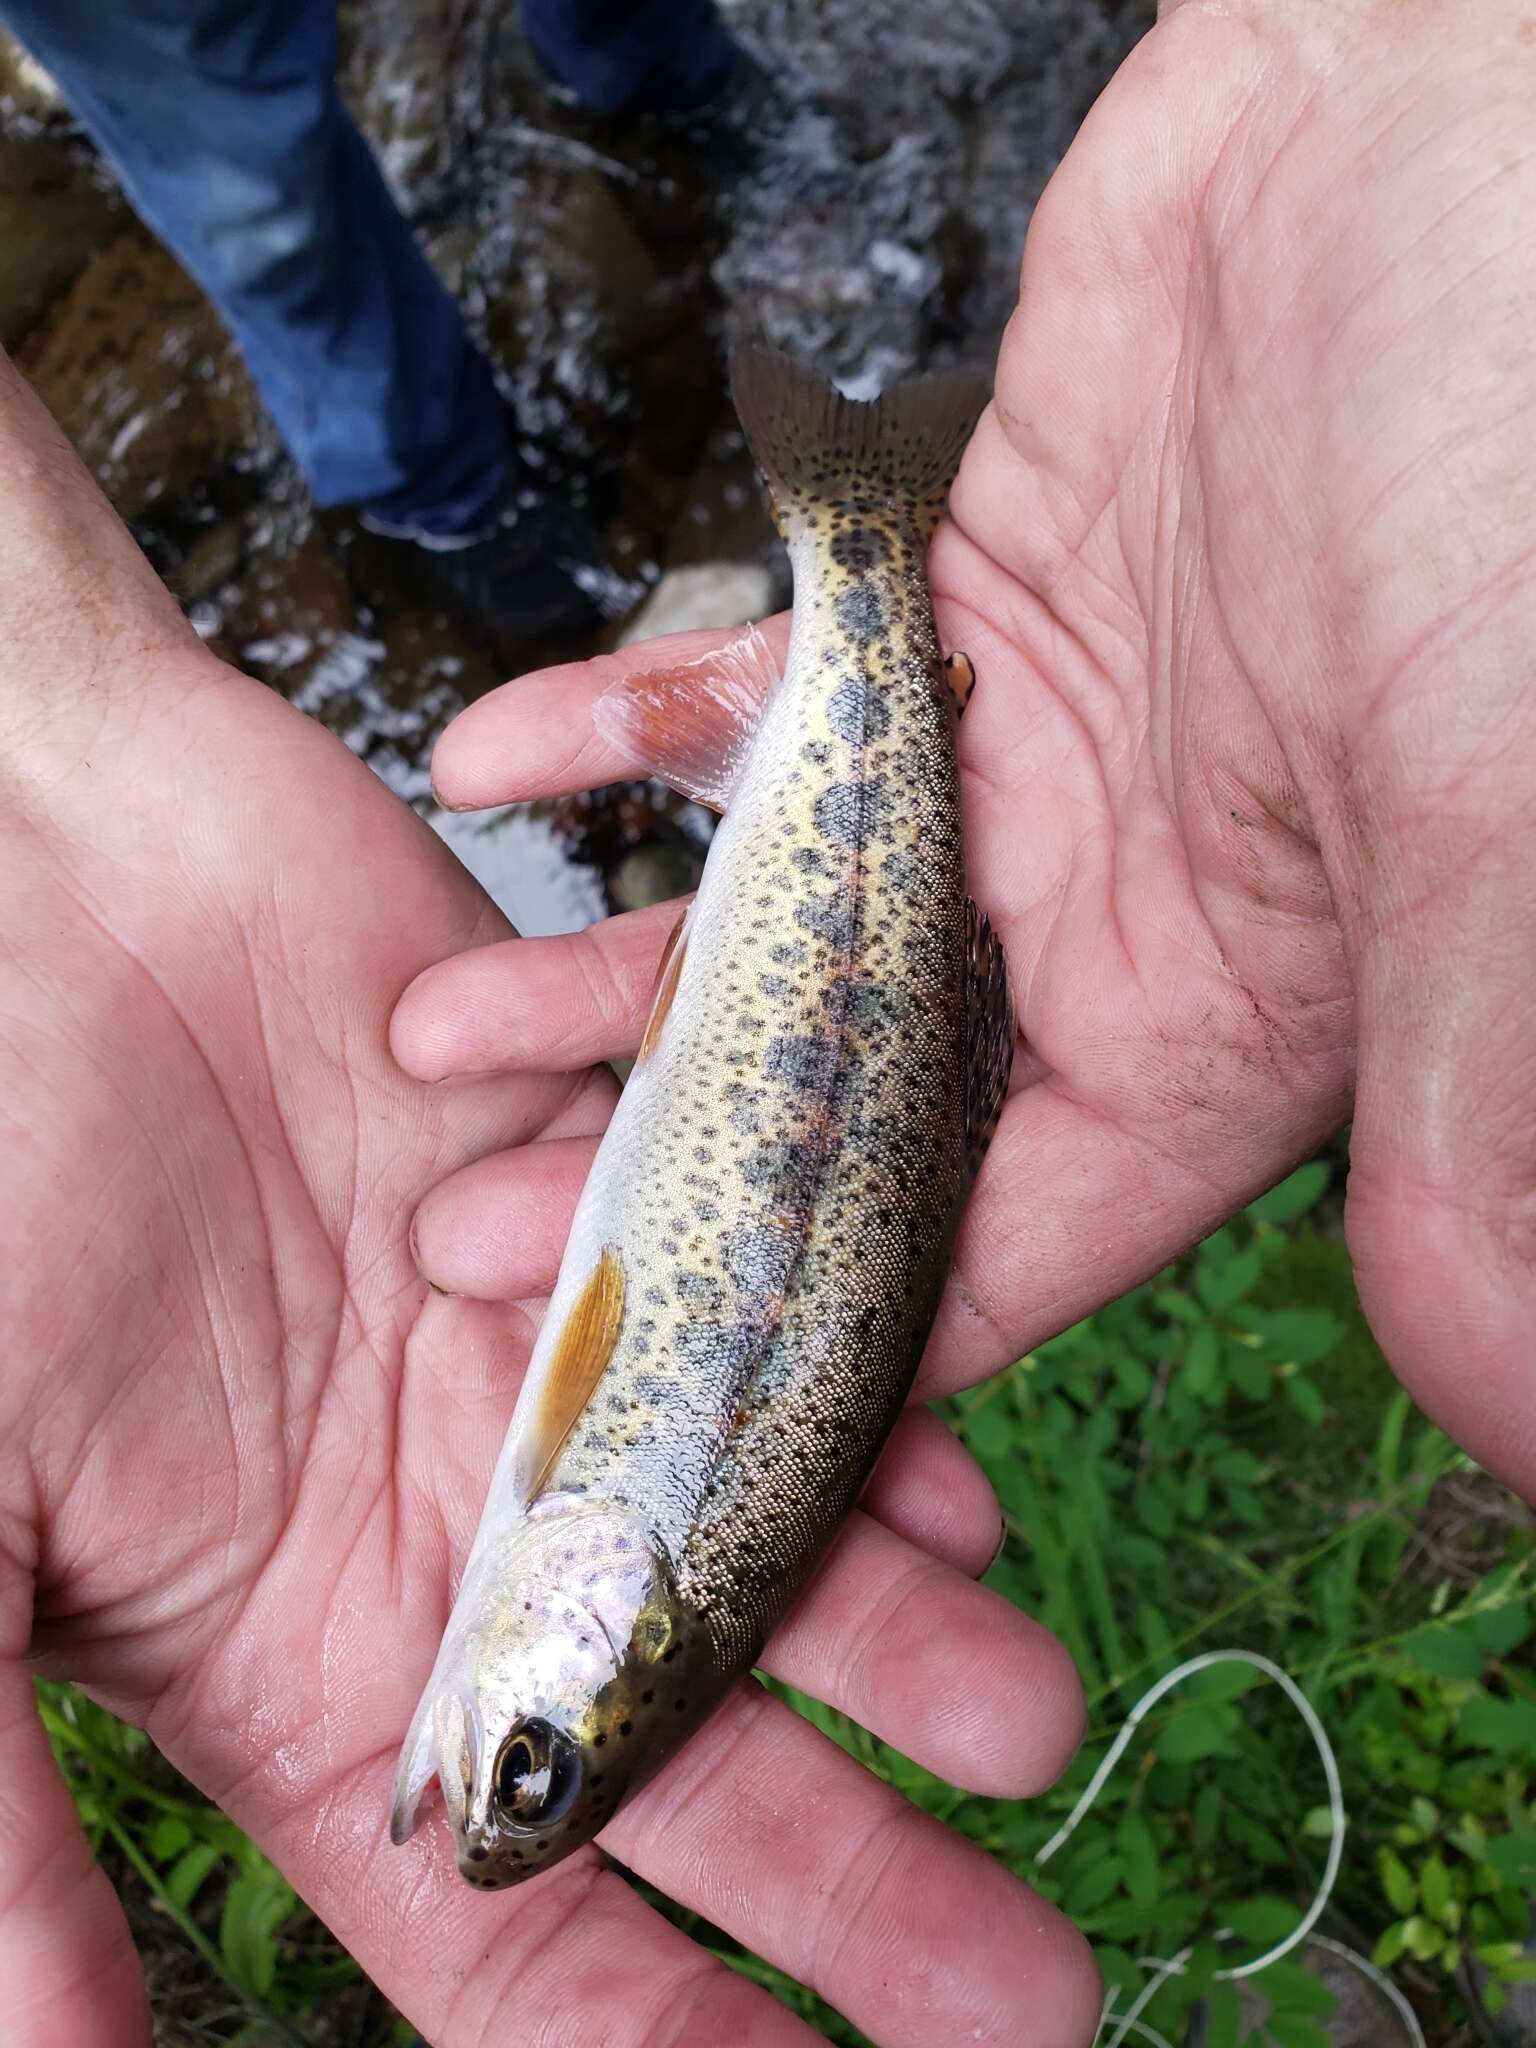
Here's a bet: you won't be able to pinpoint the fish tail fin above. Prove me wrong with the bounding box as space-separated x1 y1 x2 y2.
729 345 988 542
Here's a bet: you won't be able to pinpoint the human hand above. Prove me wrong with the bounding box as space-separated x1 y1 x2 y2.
0 346 1092 2047
412 0 1536 1504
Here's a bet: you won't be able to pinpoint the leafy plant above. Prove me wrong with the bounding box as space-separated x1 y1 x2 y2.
41 1161 1536 2046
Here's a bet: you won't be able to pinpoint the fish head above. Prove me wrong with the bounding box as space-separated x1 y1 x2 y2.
391 1504 698 1888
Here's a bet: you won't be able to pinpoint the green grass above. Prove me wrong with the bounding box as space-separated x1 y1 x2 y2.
42 1163 1536 2046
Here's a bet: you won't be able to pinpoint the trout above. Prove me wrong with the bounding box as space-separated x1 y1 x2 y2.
391 346 1013 1888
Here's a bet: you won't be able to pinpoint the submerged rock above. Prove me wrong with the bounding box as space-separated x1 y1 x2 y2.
618 561 774 646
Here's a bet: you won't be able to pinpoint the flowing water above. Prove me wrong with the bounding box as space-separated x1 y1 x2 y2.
0 0 1154 927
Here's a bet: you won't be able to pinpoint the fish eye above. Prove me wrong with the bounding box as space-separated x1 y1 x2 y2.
491 1719 579 1827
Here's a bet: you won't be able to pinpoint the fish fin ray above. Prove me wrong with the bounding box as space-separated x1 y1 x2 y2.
636 907 690 1067
390 1687 442 1845
593 626 778 811
729 345 988 540
514 1247 626 1503
964 897 1015 1179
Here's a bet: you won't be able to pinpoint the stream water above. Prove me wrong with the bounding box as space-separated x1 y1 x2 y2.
0 0 1154 931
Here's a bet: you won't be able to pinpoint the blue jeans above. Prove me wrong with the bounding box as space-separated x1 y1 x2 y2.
2 0 738 533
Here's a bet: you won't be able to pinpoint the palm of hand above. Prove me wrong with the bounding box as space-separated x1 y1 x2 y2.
7 5 1533 2046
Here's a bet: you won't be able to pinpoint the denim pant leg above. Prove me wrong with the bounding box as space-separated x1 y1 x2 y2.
516 0 741 118
0 0 508 530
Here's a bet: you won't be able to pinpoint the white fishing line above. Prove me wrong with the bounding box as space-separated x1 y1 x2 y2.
1307 1933 1427 2047
1033 1649 1372 2048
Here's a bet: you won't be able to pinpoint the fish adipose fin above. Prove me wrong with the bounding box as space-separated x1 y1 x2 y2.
513 1246 626 1504
964 898 1015 1179
593 625 779 812
729 344 989 540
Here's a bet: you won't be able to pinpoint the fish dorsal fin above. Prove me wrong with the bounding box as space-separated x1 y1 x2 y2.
964 898 1015 1178
514 1247 625 1504
729 345 989 542
593 625 780 812
636 906 690 1067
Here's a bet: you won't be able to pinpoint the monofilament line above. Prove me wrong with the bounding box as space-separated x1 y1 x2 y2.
1030 1649 1423 2048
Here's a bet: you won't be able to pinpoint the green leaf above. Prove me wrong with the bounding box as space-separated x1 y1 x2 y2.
148 1815 193 1862
1064 1854 1125 1913
1230 1353 1272 1400
1159 1705 1239 1763
219 1866 295 1998
1379 1847 1417 1915
1373 1921 1408 1969
1265 2017 1335 2048
1246 1162 1330 1224
1401 1625 1485 1681
1196 1246 1264 1311
166 1843 221 1912
1226 1897 1302 1944
1194 1781 1223 1852
1283 1374 1326 1425
1184 1323 1220 1396
1460 1693 1536 1756
1247 1308 1341 1364
1485 1834 1536 1885
1204 1979 1243 2048
1472 1597 1531 1658
1116 1810 1160 1908
1420 1854 1453 1920
1403 1915 1443 1962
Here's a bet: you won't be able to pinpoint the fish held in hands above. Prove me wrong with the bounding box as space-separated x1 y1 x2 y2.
391 346 1012 1889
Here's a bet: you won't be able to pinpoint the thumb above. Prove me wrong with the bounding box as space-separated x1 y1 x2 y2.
1340 773 1536 1501
0 1644 150 2046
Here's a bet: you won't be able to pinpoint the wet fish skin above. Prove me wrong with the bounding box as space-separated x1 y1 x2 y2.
392 346 1010 1888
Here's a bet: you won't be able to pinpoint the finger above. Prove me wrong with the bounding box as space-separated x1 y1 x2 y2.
607 1683 1101 2048
263 1783 821 2046
430 618 791 811
0 1657 150 2047
392 900 682 1082
762 1509 1082 1797
859 1406 1003 1578
410 1134 595 1299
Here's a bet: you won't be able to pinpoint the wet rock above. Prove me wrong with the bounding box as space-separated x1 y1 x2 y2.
0 28 65 122
618 562 774 647
0 132 124 350
20 230 270 524
166 515 247 606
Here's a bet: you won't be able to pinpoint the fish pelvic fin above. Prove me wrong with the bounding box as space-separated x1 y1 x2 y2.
964 897 1015 1180
729 345 988 542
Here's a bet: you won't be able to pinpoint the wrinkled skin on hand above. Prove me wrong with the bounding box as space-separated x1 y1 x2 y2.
3 3 1533 2044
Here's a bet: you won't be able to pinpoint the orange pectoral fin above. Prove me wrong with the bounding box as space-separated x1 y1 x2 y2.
514 1247 626 1503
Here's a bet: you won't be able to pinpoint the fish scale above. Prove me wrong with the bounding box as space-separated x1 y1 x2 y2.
392 345 1014 1888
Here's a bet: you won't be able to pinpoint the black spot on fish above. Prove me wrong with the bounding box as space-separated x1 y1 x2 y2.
831 525 892 573
765 1033 838 1091
742 1138 817 1202
827 677 891 744
792 846 828 876
677 1272 723 1311
835 584 886 643
673 1322 756 1377
724 1222 794 1295
815 780 890 849
758 973 795 1003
